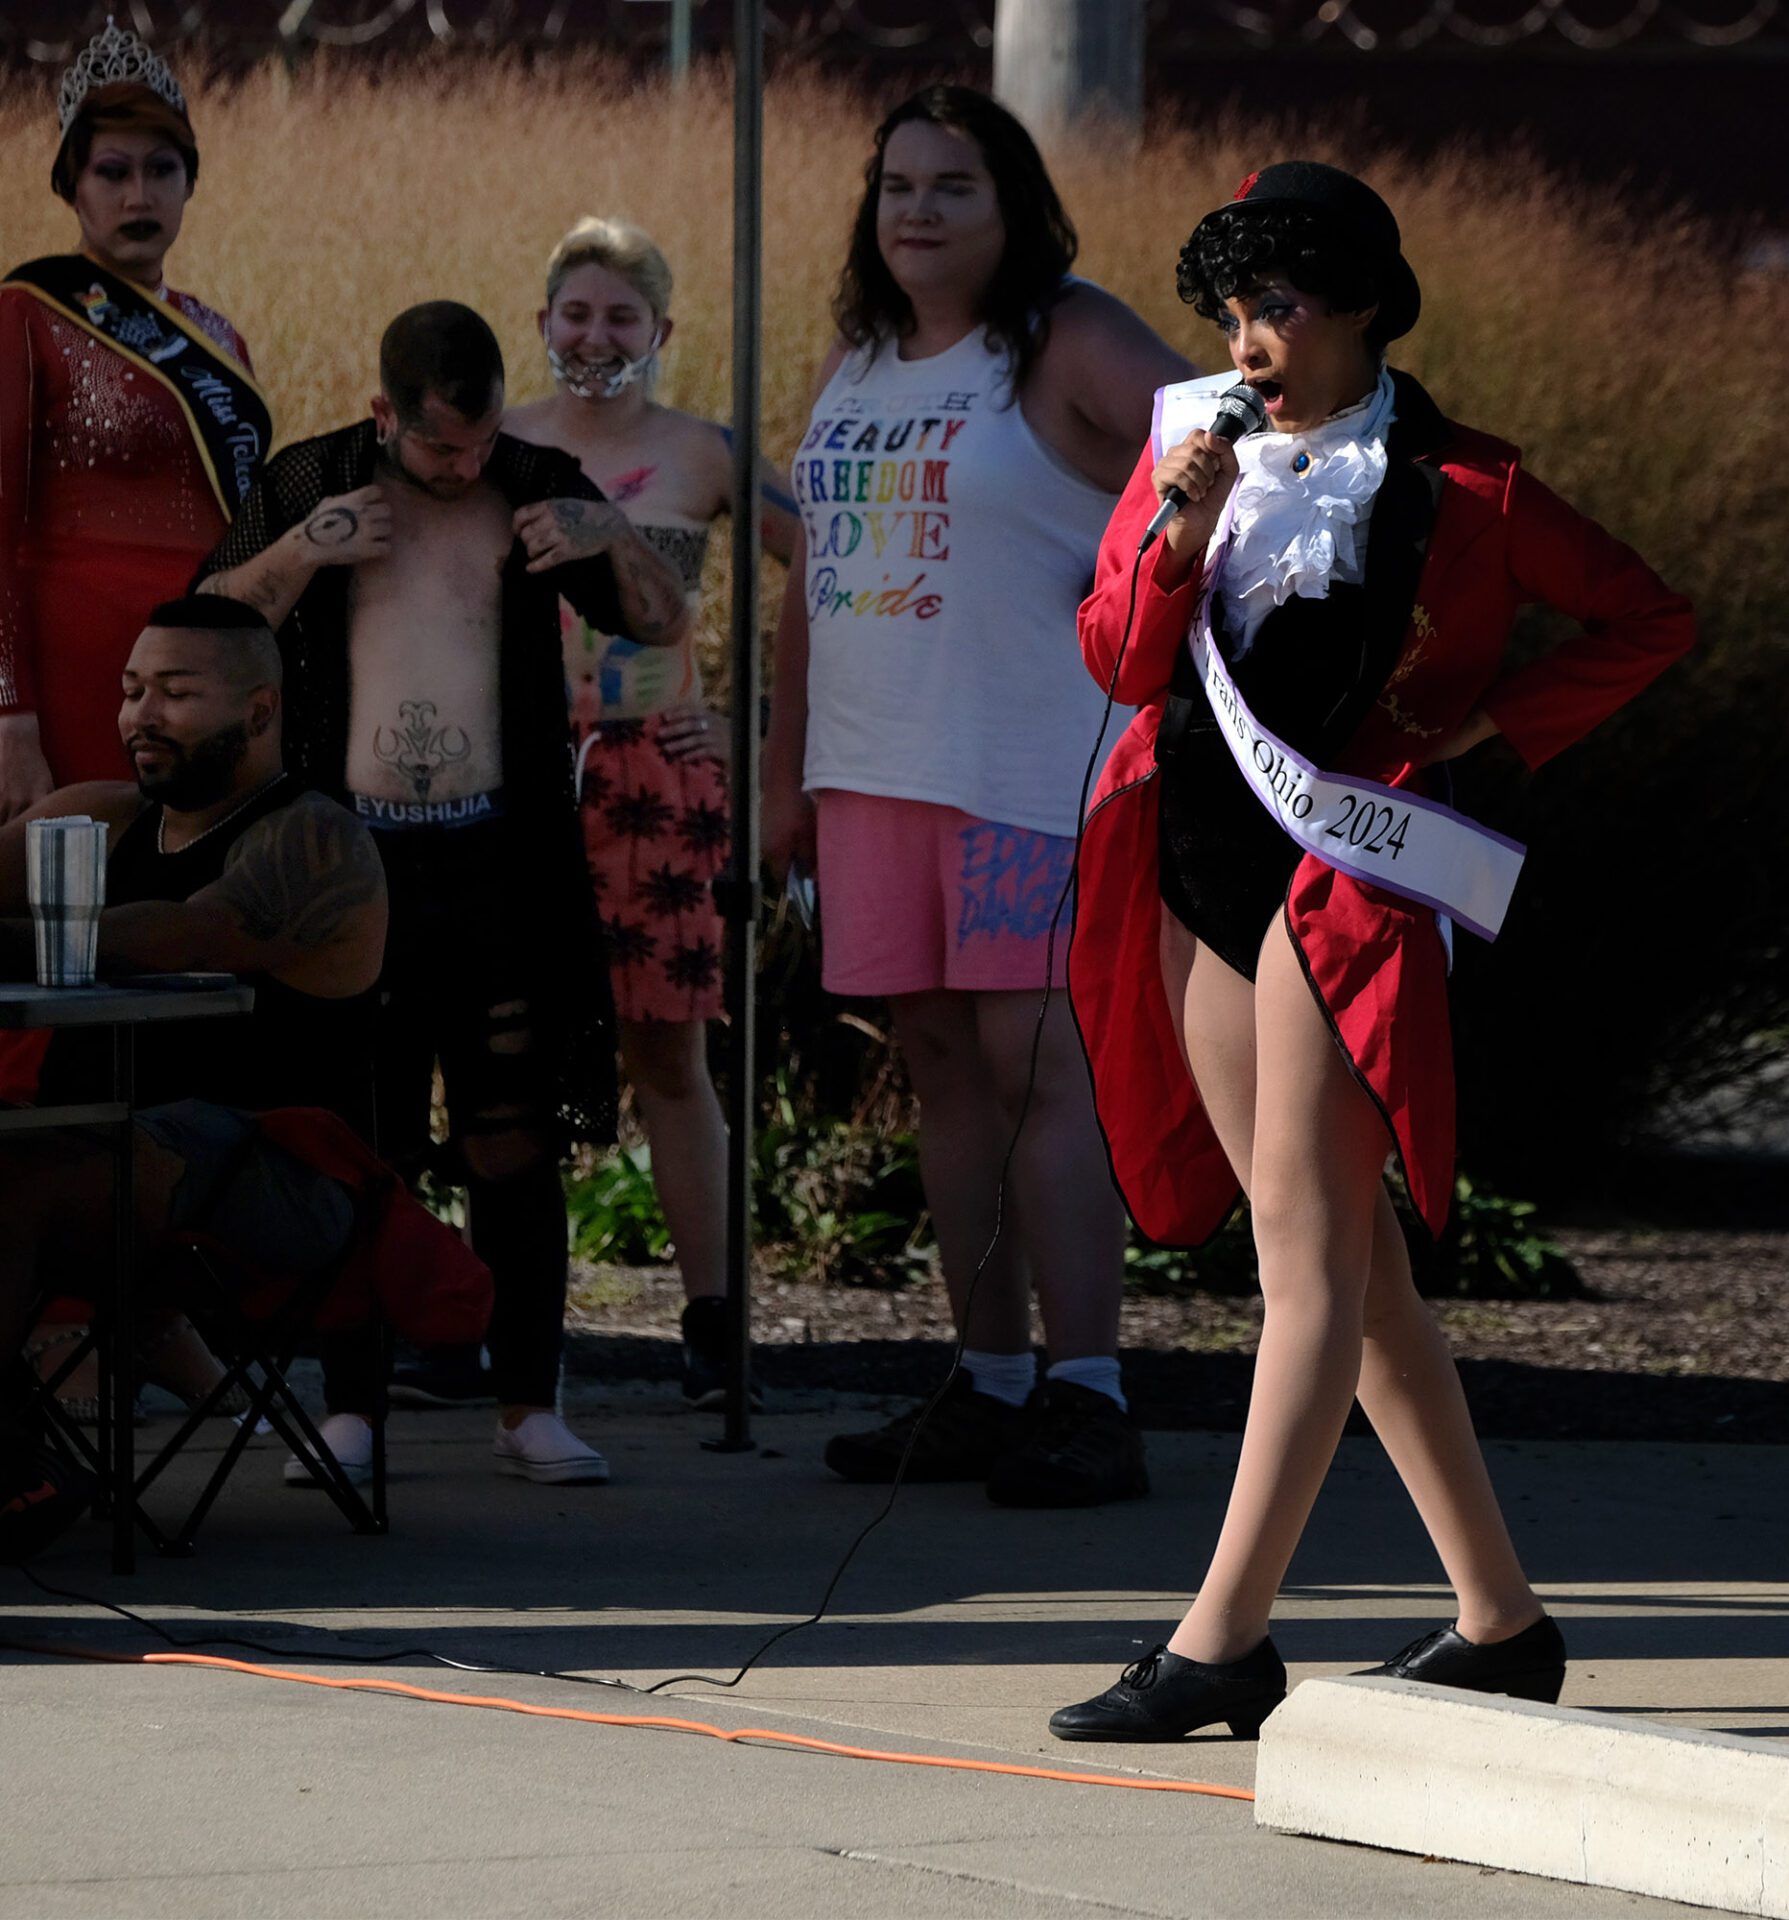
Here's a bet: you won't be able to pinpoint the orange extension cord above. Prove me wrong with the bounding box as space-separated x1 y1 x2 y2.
24 1640 1255 1803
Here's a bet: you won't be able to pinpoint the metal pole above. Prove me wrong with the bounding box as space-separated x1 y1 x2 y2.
708 0 763 1453
670 0 692 80
111 1025 137 1573
992 0 1145 146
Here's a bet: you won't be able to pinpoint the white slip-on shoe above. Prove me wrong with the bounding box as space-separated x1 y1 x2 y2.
283 1412 375 1489
492 1411 611 1485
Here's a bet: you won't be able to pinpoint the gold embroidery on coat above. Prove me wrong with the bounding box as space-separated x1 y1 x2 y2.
1379 604 1442 735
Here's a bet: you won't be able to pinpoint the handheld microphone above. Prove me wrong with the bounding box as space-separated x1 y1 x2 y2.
1138 382 1269 553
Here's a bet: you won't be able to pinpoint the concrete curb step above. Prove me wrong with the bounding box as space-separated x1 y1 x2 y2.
1256 1676 1789 1918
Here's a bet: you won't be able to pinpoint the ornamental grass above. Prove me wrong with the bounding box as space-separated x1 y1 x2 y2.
2 55 1781 1179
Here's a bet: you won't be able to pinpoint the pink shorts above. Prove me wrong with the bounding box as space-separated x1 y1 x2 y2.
815 790 1074 997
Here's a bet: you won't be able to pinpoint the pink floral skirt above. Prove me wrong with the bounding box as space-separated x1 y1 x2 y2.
576 714 729 1025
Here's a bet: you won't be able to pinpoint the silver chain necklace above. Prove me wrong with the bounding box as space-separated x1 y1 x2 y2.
157 773 288 857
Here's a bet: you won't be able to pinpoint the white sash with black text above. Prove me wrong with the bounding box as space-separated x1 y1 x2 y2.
1156 374 1527 943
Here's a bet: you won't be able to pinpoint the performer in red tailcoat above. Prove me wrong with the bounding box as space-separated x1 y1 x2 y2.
1073 392 1693 1251
1051 163 1693 1746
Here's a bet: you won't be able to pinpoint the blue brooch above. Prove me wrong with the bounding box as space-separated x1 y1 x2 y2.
1291 450 1312 475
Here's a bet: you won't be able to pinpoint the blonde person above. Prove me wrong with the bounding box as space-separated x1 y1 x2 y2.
762 88 1192 1504
507 219 798 1407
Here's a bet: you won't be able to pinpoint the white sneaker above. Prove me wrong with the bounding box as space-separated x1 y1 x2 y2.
493 1411 610 1485
283 1412 375 1489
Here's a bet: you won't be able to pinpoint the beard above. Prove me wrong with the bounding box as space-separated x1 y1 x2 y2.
377 436 474 502
131 721 251 809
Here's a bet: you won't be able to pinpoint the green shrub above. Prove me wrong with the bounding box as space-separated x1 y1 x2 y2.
1407 1173 1583 1300
566 1144 673 1266
754 1078 932 1286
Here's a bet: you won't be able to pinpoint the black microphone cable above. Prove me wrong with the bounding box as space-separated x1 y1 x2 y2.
8 526 1166 1703
645 521 1161 1695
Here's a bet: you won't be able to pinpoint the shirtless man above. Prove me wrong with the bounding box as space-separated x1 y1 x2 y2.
197 302 689 1488
0 597 390 1559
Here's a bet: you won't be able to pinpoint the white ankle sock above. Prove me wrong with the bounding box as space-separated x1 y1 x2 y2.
962 1349 1036 1408
1046 1356 1127 1411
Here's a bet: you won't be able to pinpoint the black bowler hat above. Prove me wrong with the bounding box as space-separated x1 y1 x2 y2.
1203 160 1422 341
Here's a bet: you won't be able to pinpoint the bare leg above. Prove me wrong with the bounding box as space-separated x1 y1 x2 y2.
1355 1191 1541 1642
621 1017 727 1304
1159 911 1538 1662
891 990 1029 1354
1168 917 1386 1661
974 990 1124 1363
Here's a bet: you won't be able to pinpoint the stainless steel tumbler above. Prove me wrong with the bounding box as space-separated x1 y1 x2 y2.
25 816 107 987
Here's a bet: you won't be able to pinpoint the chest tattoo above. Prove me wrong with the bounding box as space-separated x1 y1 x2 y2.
373 699 472 799
604 463 657 505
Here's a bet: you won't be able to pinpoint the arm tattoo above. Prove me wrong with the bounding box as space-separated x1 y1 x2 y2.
211 800 386 952
201 572 282 614
606 531 685 644
550 497 626 548
303 506 360 547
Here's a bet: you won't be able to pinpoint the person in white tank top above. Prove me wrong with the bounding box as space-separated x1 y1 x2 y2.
763 86 1193 1506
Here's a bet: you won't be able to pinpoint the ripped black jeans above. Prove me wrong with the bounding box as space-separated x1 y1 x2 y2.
326 817 569 1412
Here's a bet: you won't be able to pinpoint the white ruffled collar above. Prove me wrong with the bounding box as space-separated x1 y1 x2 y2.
1212 367 1398 657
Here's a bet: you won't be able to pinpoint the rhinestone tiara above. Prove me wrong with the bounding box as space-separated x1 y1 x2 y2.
57 16 188 136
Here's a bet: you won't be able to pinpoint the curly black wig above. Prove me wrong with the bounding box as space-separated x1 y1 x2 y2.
1176 204 1393 350
833 86 1077 396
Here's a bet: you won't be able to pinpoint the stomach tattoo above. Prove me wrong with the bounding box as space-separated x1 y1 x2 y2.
373 699 472 800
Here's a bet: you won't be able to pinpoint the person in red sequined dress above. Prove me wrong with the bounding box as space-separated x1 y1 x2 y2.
0 23 262 816
1 22 266 1418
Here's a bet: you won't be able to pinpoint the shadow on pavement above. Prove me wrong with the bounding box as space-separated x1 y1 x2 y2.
565 1329 1789 1444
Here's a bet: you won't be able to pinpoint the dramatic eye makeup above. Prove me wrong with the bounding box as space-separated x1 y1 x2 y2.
1217 286 1307 336
91 150 181 184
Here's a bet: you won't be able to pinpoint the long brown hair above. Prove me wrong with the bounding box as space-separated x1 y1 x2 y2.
832 86 1077 395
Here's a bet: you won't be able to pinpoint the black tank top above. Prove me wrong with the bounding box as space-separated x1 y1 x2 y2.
41 776 379 1137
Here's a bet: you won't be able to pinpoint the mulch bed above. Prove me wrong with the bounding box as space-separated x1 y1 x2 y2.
564 1228 1789 1444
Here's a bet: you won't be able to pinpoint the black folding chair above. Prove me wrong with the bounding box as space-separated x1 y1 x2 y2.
131 1225 391 1554
17 1175 392 1558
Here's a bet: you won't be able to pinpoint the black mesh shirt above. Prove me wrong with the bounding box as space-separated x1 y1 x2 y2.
195 420 626 1145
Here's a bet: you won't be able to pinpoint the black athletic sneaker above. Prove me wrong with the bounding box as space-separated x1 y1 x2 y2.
986 1378 1149 1508
387 1345 496 1410
824 1371 1027 1484
680 1298 763 1411
0 1442 96 1564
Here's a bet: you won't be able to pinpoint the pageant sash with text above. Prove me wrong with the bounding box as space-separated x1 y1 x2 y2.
1150 376 1527 942
6 255 270 515
1188 596 1525 941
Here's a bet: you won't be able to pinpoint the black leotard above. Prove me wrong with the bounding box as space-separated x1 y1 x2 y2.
1156 581 1403 980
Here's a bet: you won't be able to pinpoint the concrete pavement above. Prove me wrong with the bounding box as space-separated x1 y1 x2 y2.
3 1379 1785 1917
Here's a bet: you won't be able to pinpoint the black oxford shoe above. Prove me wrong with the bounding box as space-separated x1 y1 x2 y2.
1049 1638 1287 1742
1358 1614 1566 1704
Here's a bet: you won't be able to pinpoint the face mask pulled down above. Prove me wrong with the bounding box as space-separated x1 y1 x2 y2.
547 330 662 402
